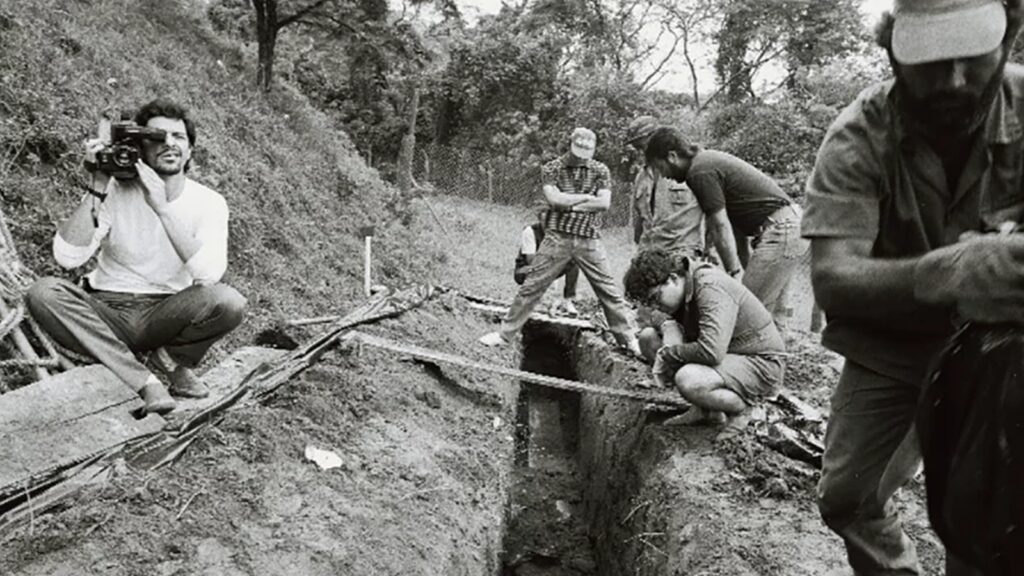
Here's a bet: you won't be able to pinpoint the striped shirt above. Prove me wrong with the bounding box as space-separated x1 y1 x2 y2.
541 154 611 238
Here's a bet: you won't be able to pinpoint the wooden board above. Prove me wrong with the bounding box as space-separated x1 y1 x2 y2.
0 365 165 495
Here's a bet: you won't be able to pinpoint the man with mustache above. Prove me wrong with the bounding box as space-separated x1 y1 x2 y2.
802 0 1024 574
26 98 246 415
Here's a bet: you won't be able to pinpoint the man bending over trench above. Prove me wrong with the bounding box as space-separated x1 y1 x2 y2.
623 248 785 439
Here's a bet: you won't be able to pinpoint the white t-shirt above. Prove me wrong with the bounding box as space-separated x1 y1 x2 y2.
54 178 229 294
520 225 538 255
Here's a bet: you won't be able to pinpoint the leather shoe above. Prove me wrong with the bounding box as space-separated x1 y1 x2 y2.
139 381 176 415
168 366 210 399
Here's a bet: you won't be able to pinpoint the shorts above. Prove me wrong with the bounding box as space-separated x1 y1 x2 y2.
712 353 784 405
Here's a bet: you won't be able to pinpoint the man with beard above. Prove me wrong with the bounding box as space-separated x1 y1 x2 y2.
802 0 1024 574
26 98 246 415
644 127 810 335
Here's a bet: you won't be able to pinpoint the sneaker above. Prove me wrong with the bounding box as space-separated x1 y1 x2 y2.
139 380 176 415
167 366 210 399
478 331 510 346
561 299 579 316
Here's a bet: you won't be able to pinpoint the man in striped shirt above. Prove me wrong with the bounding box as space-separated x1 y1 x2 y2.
480 128 640 355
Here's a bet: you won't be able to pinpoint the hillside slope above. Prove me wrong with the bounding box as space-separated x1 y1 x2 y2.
0 0 438 360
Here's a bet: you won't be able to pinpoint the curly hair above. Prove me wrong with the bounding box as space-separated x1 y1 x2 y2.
623 248 689 303
134 97 196 147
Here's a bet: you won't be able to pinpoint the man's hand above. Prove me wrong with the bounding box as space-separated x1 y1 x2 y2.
915 232 1024 325
135 160 170 215
651 347 674 388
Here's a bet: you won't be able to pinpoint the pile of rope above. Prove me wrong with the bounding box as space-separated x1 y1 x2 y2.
0 205 80 384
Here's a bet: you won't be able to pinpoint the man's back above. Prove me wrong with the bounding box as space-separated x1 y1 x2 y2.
686 149 790 235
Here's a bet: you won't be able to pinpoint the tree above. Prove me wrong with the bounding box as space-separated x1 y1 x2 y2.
249 0 333 91
712 0 865 105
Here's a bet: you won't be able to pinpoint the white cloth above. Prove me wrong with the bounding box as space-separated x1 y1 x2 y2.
520 226 538 255
54 178 229 294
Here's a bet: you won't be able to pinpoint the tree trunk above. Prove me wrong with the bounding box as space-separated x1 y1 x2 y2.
397 83 420 194
251 0 278 91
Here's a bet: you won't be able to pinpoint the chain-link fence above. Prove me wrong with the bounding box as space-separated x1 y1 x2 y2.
414 144 633 227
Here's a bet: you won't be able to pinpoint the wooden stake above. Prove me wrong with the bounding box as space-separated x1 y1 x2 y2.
364 235 372 298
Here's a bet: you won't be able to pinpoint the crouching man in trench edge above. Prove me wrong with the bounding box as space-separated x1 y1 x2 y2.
623 248 785 441
26 98 247 415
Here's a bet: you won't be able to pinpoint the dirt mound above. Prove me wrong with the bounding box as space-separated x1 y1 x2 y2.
1 297 519 575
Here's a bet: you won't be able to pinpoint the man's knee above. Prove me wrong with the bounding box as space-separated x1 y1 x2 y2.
25 276 73 317
196 284 247 329
638 327 661 363
816 474 863 531
674 364 719 397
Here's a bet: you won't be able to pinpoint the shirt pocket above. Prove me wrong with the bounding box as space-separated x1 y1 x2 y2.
983 144 1024 227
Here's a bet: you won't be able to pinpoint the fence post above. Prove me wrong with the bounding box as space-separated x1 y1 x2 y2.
487 168 494 203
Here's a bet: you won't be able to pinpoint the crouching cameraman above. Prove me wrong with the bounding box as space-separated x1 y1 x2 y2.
26 97 246 415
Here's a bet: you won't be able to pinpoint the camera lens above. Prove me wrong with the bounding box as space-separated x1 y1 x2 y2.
112 144 138 167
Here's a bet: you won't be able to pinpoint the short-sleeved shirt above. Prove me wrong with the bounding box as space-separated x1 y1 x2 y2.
541 154 611 239
633 165 706 255
686 149 791 235
802 65 1024 384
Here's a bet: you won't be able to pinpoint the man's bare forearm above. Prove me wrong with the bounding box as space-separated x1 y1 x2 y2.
812 250 926 321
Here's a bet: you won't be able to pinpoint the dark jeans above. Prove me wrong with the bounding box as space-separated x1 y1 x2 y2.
26 277 246 391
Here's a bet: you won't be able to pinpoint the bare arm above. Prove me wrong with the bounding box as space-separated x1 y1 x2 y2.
811 237 923 320
542 184 590 209
572 188 611 212
707 209 743 274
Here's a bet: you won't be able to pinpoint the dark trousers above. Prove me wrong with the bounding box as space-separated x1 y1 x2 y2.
818 360 984 576
26 277 246 391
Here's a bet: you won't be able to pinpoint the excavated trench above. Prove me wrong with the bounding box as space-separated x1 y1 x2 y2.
500 322 665 576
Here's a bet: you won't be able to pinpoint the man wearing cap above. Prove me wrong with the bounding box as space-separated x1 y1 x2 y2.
480 128 640 354
626 116 706 259
803 0 1024 574
644 127 809 334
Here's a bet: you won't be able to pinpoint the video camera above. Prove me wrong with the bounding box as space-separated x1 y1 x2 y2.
94 121 167 180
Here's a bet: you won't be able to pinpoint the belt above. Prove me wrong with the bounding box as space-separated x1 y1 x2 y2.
753 204 800 238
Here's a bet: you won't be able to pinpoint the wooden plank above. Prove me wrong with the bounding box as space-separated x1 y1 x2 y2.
0 406 164 495
346 331 688 407
466 302 597 330
0 364 165 496
0 365 139 436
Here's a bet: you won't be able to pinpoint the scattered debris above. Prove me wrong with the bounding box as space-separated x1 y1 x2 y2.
304 446 343 471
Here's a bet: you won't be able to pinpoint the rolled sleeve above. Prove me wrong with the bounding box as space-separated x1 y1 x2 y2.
53 232 100 269
802 96 884 240
184 196 229 285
